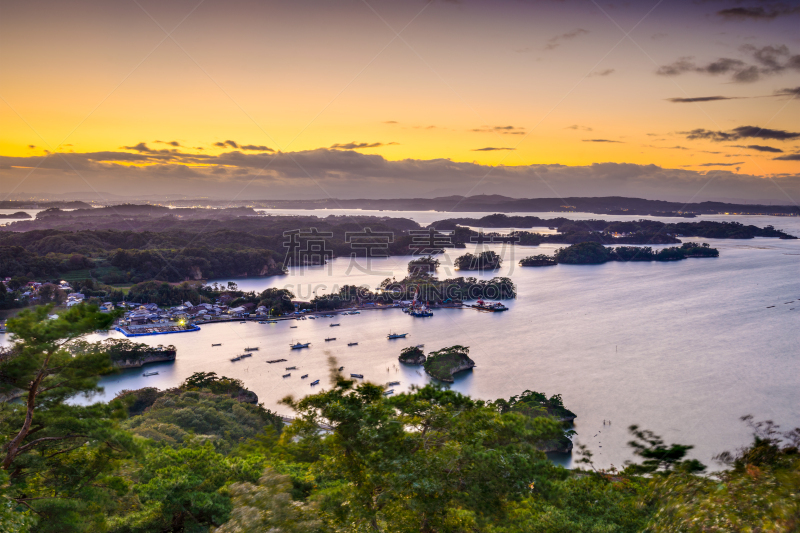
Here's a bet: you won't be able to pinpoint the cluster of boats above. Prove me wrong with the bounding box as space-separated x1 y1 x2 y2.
403 302 434 317
289 332 407 349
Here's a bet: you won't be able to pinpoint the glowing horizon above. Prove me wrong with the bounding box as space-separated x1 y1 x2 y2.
1 0 799 200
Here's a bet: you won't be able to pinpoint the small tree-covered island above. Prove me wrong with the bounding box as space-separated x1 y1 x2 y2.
520 241 719 267
1 304 799 532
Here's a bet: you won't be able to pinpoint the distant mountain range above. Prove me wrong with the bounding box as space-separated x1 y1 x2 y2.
161 195 799 217
1 195 797 217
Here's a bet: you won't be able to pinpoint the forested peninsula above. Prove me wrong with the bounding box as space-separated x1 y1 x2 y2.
1 305 798 533
0 207 792 311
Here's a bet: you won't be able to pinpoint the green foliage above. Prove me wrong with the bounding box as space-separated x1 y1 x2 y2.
645 417 800 532
281 376 567 532
487 474 652 533
121 442 261 532
398 346 425 364
407 255 440 273
122 380 282 453
519 254 557 267
555 241 612 264
423 345 475 382
454 250 502 270
181 371 247 396
623 425 706 475
553 242 719 265
70 338 175 365
494 390 577 422
0 304 137 532
212 469 320 533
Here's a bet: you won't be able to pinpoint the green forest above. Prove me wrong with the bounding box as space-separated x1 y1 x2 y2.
520 242 719 267
1 305 798 532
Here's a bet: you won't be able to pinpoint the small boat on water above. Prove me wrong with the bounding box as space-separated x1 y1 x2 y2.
350 373 364 378
240 353 252 358
387 332 408 339
244 347 259 352
290 326 298 328
240 321 247 324
301 374 309 379
266 358 287 363
386 381 400 386
308 316 316 320
258 321 266 324
143 371 159 377
211 343 221 347
325 337 336 341
267 320 278 324
348 342 358 346
231 356 242 362
471 300 508 312
330 323 340 327
282 373 291 378
338 366 344 371
310 379 320 386
290 342 311 350
415 344 424 348
383 389 395 396
286 366 297 370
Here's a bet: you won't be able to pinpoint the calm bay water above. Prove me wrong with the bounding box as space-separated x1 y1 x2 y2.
4 211 799 469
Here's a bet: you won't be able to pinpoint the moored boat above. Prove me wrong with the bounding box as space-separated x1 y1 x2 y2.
143 371 159 377
350 373 364 378
348 342 358 346
290 342 311 350
471 300 508 312
387 332 408 339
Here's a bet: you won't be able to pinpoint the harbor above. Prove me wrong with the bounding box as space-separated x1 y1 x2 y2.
30 237 800 471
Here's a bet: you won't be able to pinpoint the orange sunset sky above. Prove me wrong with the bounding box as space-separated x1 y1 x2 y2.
1 0 799 200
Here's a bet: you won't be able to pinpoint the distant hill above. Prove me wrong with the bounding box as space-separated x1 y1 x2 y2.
151 195 800 217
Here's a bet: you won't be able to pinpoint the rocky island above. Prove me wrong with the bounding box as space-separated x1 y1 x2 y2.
519 254 558 267
0 211 31 219
520 241 719 267
423 345 476 382
493 390 577 453
454 250 502 271
70 338 176 369
398 346 426 365
407 255 440 274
